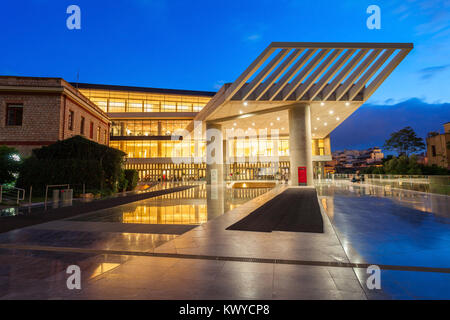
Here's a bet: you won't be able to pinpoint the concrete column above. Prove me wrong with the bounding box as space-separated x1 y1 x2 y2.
205 123 224 185
223 139 229 181
288 104 313 186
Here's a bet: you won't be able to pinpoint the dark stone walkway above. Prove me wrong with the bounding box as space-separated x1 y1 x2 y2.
227 188 324 233
0 185 195 234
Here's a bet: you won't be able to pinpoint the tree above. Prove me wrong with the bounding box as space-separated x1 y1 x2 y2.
0 145 22 184
383 126 425 156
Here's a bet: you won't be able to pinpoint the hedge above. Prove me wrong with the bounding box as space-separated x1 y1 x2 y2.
16 135 126 195
124 169 139 191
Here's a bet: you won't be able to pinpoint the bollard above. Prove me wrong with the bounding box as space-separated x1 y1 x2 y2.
52 189 60 202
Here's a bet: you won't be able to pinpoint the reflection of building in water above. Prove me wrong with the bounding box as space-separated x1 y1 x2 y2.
122 204 208 224
150 184 272 200
320 196 334 220
121 186 272 225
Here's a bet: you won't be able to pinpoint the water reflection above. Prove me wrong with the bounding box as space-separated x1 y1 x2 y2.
317 181 450 218
73 183 272 225
316 181 450 269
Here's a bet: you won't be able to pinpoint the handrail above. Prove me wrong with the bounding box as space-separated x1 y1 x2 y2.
0 185 25 204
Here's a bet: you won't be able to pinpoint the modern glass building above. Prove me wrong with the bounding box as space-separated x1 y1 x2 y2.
75 82 329 182
1 42 411 185
74 42 412 185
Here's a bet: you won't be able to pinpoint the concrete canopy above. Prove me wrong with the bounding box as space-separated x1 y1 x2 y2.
187 42 413 139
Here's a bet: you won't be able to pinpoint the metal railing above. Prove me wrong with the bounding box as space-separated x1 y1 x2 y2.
44 184 70 210
0 185 26 205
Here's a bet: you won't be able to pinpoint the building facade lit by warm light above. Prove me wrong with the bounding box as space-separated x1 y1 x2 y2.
0 76 110 156
76 82 332 181
0 42 412 184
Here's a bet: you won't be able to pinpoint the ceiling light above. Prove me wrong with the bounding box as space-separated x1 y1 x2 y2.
281 127 285 130
329 110 334 115
252 122 255 126
239 110 243 114
270 122 273 126
336 117 340 121
243 101 248 106
277 117 280 121
320 102 325 106
316 117 320 120
314 127 317 130
324 122 328 126
345 102 350 106
233 123 237 126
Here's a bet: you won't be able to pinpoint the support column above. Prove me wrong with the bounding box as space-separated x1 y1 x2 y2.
206 123 224 185
288 104 313 186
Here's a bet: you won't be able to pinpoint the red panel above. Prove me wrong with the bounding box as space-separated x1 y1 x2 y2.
298 166 307 185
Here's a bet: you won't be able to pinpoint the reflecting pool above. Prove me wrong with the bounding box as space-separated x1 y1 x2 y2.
71 183 272 225
316 181 450 268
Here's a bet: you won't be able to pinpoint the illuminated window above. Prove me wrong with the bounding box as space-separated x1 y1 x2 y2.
109 99 126 112
177 104 190 112
97 126 101 142
162 104 176 112
90 98 108 112
128 100 143 112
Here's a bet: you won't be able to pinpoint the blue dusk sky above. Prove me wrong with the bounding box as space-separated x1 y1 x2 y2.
1 0 449 151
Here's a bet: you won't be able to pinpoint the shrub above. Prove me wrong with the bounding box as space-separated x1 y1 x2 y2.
117 170 128 192
16 136 126 195
0 145 22 184
124 169 139 191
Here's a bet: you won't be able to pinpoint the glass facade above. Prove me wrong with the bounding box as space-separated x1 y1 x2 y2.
110 120 191 136
80 86 332 182
79 88 211 113
111 138 327 159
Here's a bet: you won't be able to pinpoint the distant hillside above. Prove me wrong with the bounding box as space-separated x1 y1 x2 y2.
331 98 450 153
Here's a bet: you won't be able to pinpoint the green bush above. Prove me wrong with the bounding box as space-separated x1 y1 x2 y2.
124 169 139 191
117 170 128 192
16 136 126 195
362 154 450 175
0 145 22 184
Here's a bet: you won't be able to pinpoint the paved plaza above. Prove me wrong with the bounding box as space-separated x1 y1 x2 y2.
0 181 449 299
